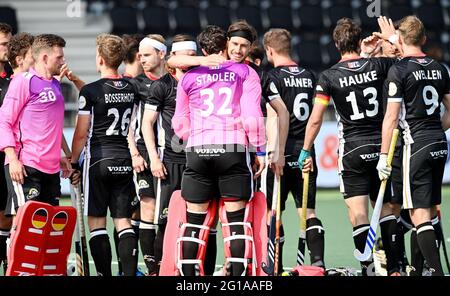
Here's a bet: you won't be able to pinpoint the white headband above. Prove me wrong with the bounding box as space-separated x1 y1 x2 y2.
171 41 197 53
139 37 167 53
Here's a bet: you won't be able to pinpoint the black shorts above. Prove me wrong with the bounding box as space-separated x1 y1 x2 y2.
154 161 185 224
84 158 134 218
390 144 403 205
338 139 391 202
182 145 252 203
266 148 317 211
133 145 156 199
4 165 60 216
0 152 7 211
402 139 447 209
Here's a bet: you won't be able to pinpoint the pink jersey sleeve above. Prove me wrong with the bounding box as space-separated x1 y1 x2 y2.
0 75 30 151
172 80 191 141
240 66 266 151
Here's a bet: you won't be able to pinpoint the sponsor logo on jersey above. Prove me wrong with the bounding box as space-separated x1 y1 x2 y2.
27 188 40 200
430 150 448 158
113 81 123 87
388 82 397 96
107 166 133 173
417 58 427 64
360 152 379 160
78 95 86 109
138 180 149 189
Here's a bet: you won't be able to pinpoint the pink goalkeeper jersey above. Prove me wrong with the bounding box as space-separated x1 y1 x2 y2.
173 61 266 150
0 69 65 174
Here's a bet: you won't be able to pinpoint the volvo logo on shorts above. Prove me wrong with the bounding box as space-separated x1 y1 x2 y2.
195 148 226 157
138 180 149 189
287 161 299 168
27 188 40 200
360 152 379 161
430 150 448 158
107 166 132 174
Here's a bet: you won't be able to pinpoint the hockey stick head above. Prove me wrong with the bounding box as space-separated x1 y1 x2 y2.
353 246 373 262
261 262 274 275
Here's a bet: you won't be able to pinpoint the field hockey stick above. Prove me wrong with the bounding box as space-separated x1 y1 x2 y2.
262 173 280 276
354 128 399 262
73 183 90 276
297 172 309 265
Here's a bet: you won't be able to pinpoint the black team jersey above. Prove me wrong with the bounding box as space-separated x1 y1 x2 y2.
247 61 280 116
131 72 159 148
78 77 137 159
145 73 186 164
386 56 450 143
268 64 315 140
0 76 10 107
314 57 395 142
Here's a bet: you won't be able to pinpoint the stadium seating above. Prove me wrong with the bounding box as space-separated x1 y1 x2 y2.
267 4 294 31
296 4 324 33
173 5 202 35
142 5 171 36
235 5 263 32
205 5 232 30
0 6 18 34
110 6 139 34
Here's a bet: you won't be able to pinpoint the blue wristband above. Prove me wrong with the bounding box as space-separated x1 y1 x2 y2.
256 151 266 157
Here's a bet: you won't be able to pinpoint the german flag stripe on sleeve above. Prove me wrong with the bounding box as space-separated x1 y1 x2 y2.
314 94 330 106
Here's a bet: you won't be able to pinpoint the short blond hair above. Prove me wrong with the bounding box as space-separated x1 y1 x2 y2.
31 34 65 60
96 33 126 69
398 16 426 46
263 29 291 55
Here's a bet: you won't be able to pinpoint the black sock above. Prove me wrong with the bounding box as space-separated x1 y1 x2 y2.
154 223 165 274
396 217 408 272
410 228 424 276
431 216 442 248
353 224 373 276
182 211 206 276
279 224 285 273
204 229 217 275
89 228 112 276
416 222 444 276
226 208 246 276
112 228 122 274
139 220 157 274
306 218 325 267
380 215 400 274
0 229 9 263
118 228 138 276
131 219 140 256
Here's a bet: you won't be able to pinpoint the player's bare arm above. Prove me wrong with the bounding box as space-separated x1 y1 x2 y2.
267 97 289 176
70 114 90 185
127 105 147 173
442 94 450 131
167 53 226 69
142 108 167 179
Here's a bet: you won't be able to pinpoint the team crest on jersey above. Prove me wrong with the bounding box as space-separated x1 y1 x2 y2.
416 58 427 64
78 96 86 109
347 61 361 68
289 66 299 72
388 82 397 96
112 81 123 87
